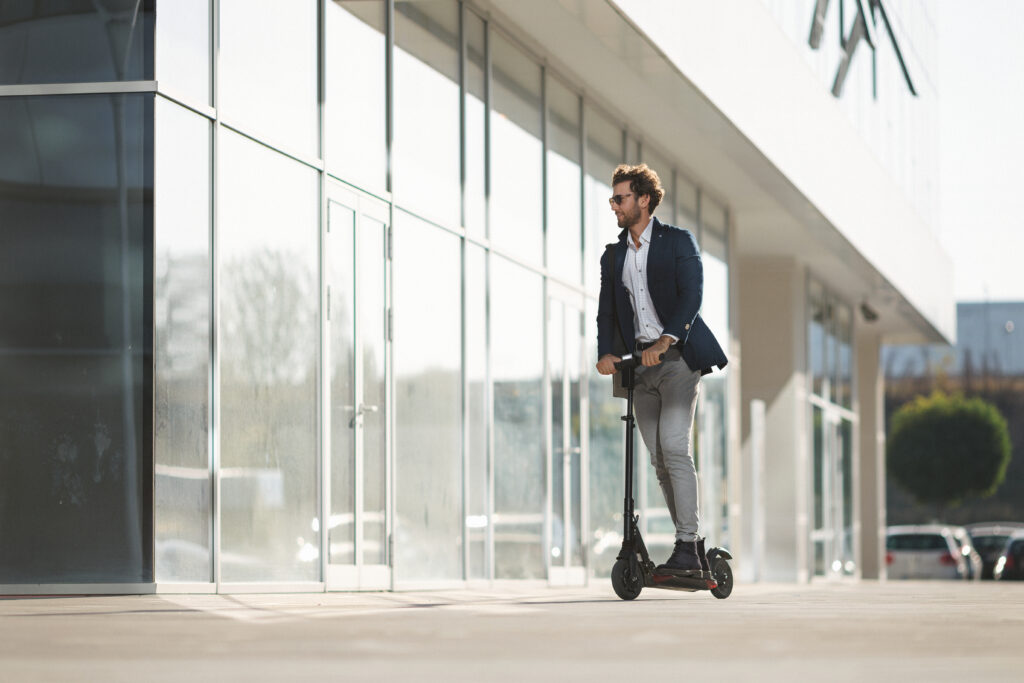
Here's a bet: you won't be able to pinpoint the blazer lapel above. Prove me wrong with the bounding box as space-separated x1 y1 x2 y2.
647 218 670 283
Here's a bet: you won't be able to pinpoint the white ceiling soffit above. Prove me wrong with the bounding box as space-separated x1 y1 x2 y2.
478 0 953 345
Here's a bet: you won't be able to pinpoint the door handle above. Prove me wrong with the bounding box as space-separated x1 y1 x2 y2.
348 404 380 428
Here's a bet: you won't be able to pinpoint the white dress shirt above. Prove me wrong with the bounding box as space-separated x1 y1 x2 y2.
622 217 679 346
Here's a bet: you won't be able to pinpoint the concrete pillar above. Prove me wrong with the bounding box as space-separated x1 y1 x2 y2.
738 258 809 582
857 328 886 579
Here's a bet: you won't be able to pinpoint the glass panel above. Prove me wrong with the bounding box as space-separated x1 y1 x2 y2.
466 244 488 578
220 0 317 156
545 77 582 285
701 227 729 351
394 210 462 581
825 296 837 403
155 0 209 105
641 150 673 224
218 129 318 582
490 32 542 265
675 174 698 234
491 256 544 578
394 1 460 226
361 216 388 567
154 97 211 582
0 93 152 583
464 11 486 237
809 279 826 397
326 1 387 192
0 1 153 84
837 303 853 409
812 406 824 534
583 105 621 293
328 200 355 565
567 308 583 567
586 299 620 577
550 302 565 566
626 135 641 164
841 418 854 575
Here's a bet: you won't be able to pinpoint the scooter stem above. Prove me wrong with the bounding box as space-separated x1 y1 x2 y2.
622 365 636 544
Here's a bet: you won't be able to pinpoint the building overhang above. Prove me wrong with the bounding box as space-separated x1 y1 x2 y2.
476 0 954 345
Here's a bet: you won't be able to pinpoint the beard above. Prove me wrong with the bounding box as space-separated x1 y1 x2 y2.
616 204 641 229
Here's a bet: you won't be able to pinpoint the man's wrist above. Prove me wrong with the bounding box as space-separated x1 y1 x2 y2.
655 335 676 350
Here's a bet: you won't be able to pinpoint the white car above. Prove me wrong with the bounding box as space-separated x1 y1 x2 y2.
886 525 969 580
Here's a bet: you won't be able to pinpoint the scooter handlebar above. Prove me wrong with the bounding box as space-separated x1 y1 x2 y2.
613 353 665 371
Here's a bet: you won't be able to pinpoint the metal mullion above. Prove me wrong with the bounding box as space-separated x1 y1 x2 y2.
0 81 157 97
562 321 571 572
483 15 495 584
318 0 329 589
211 0 222 591
458 0 471 583
540 64 552 583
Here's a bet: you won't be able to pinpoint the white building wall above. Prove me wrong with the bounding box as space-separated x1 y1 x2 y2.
612 0 953 343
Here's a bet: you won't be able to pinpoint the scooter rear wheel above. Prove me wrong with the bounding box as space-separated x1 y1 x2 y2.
710 557 733 599
611 557 643 600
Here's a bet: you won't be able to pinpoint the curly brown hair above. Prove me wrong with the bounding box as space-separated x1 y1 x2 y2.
612 163 665 214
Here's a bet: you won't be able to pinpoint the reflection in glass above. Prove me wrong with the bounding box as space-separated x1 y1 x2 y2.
841 418 854 576
812 406 825 576
466 244 488 578
218 129 318 582
361 216 388 567
642 149 673 225
809 279 826 397
491 256 544 578
326 1 387 191
546 77 582 285
490 33 542 265
394 1 460 225
586 299 622 578
583 105 621 293
155 0 210 105
0 94 152 583
837 303 853 408
0 2 153 85
464 11 486 236
675 174 698 234
220 0 317 156
550 302 565 566
328 201 355 565
154 98 212 582
394 211 462 582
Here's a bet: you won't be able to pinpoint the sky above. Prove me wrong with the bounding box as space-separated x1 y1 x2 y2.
936 1 1024 303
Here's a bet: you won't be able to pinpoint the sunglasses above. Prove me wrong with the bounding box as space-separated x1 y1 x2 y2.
608 193 634 206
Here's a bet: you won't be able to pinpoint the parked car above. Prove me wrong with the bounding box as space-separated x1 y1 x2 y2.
949 526 983 581
886 525 968 580
966 522 1024 579
993 530 1024 581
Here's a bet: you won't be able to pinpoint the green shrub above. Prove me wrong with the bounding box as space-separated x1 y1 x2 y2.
888 391 1011 508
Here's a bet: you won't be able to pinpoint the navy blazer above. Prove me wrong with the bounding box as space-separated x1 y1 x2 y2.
597 217 728 374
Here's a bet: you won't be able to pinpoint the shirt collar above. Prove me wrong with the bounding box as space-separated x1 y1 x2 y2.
629 217 655 250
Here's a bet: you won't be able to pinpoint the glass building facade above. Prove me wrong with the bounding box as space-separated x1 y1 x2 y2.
2 0 736 590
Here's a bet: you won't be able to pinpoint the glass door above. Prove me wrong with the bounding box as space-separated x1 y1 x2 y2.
812 406 847 579
548 295 586 585
324 183 391 590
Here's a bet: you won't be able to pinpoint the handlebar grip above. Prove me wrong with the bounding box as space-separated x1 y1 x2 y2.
613 352 665 371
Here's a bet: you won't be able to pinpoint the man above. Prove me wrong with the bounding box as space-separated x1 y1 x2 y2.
596 163 728 575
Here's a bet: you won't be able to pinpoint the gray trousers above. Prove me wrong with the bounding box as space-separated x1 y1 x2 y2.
633 354 702 542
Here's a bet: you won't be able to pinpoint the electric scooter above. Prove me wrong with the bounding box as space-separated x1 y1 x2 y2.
610 353 734 601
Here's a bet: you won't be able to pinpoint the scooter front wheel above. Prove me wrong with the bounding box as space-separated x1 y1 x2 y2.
611 557 643 600
710 557 733 599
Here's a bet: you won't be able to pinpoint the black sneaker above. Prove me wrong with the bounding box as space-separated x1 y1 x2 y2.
656 540 701 574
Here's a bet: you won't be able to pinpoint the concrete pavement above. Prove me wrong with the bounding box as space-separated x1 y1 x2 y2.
1 580 1022 682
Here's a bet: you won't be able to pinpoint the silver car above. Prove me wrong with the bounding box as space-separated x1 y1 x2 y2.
886 525 968 580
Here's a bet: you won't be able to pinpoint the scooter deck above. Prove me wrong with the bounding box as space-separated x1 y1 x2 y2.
647 571 717 592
